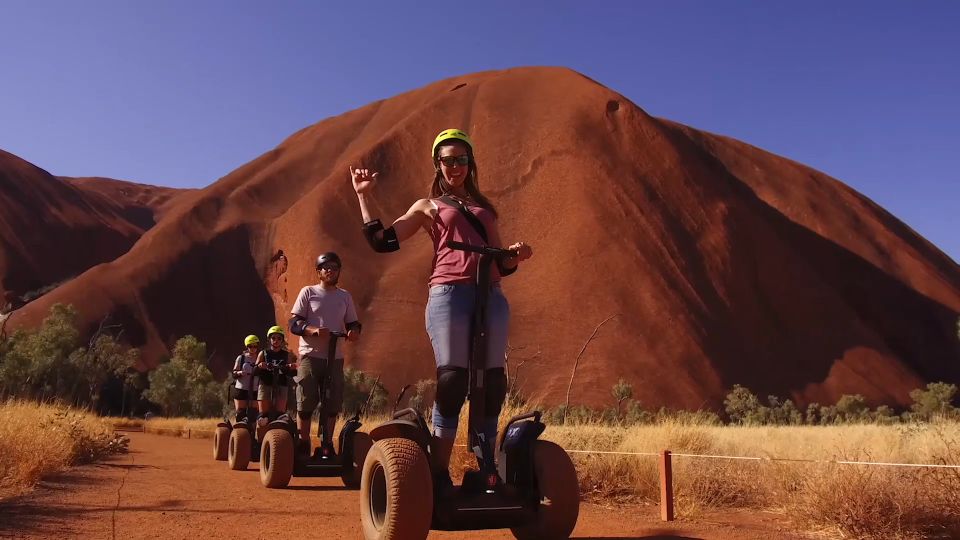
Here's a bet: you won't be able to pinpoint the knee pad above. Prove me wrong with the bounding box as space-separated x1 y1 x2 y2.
297 410 312 421
484 368 507 418
435 366 468 418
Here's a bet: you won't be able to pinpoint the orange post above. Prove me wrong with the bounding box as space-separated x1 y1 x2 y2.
659 450 674 521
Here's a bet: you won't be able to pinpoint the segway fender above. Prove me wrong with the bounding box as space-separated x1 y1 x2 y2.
369 419 431 451
496 412 546 489
266 418 297 436
337 419 362 455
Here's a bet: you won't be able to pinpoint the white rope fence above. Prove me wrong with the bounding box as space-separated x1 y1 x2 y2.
562 447 960 522
565 449 659 457
566 448 960 469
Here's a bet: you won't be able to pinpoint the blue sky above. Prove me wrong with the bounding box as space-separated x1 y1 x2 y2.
1 1 957 262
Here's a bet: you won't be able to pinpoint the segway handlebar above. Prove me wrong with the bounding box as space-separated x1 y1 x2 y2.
446 240 517 259
255 363 296 377
392 384 411 415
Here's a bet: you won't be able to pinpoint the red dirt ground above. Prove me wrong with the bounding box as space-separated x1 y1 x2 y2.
7 66 960 409
0 432 812 539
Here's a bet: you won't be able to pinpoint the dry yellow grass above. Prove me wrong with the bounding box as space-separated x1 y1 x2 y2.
108 413 384 447
544 415 960 539
0 400 128 499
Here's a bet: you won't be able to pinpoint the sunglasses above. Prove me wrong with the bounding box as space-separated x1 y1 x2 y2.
318 265 341 272
437 155 470 167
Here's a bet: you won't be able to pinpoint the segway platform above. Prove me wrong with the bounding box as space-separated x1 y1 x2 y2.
431 478 534 531
295 451 343 475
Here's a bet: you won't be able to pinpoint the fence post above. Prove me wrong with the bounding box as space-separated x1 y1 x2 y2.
659 449 674 521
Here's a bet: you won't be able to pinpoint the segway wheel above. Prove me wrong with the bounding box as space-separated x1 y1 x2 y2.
510 440 580 540
260 429 294 488
213 426 230 461
228 428 251 471
360 438 433 540
341 431 373 489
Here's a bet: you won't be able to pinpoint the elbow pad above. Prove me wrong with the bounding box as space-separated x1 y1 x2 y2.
362 219 400 253
346 320 362 334
289 316 308 336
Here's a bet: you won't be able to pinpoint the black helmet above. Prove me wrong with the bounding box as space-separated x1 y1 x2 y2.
315 252 342 269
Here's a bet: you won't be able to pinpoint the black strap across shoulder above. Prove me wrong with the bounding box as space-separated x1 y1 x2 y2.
440 195 488 243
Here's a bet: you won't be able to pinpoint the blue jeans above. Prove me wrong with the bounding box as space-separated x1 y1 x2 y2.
425 283 509 440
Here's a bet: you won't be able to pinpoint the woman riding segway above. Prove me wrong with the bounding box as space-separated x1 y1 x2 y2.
352 130 579 539
352 128 531 489
255 325 296 439
214 334 260 461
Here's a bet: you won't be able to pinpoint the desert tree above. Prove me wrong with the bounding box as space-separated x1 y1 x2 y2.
611 378 633 419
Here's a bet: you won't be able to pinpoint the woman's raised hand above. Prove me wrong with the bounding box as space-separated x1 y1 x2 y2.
350 166 379 195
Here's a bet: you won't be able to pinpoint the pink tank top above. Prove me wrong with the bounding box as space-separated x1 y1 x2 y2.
428 199 501 285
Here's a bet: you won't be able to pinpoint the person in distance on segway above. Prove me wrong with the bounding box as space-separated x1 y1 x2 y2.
350 128 533 492
232 335 261 423
288 252 362 458
254 325 297 439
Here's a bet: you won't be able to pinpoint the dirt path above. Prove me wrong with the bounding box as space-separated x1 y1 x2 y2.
0 433 811 539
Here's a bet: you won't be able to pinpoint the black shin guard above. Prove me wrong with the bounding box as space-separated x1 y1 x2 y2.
435 366 469 419
484 368 508 418
318 415 329 444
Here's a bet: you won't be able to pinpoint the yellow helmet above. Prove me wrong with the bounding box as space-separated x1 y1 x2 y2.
266 325 284 338
431 129 473 157
243 335 260 347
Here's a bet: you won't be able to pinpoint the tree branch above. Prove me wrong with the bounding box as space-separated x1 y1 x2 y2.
564 314 619 424
87 316 121 350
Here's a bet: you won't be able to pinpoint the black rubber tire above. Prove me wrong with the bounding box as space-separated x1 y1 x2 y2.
228 428 251 471
510 440 580 540
360 438 433 540
213 426 230 461
341 431 374 489
260 430 294 488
